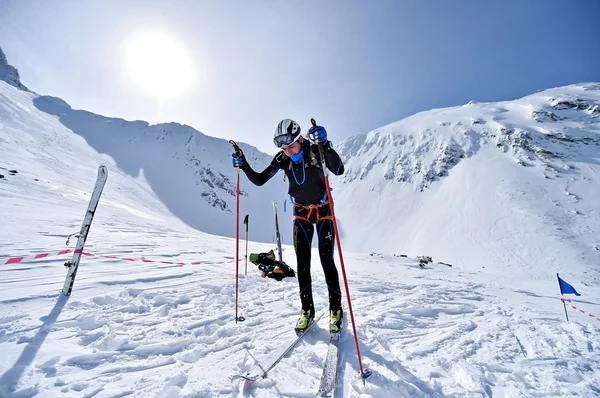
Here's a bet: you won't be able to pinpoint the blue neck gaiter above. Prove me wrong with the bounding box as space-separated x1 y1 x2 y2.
290 150 304 164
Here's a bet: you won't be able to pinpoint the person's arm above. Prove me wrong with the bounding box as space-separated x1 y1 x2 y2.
242 153 283 186
307 125 344 176
316 142 344 176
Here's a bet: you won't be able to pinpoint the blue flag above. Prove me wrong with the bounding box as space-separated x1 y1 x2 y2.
557 275 581 296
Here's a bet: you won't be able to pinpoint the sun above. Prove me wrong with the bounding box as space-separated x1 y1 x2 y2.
123 29 196 101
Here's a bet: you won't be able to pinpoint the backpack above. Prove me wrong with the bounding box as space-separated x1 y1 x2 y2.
249 250 296 281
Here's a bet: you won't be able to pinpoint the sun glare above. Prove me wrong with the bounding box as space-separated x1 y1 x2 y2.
124 30 196 100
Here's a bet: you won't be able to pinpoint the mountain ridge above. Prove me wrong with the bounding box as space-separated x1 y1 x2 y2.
1 46 598 279
0 47 28 92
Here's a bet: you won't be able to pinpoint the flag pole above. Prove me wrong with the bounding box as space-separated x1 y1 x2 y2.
557 273 569 322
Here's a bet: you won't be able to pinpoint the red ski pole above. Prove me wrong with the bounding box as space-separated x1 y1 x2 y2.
311 118 371 380
244 214 249 275
229 140 245 323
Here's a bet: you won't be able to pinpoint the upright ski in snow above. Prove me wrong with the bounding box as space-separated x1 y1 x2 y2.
316 332 340 398
272 201 283 263
62 165 108 296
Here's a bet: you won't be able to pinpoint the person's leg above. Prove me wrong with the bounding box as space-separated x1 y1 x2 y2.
316 218 342 311
294 218 315 312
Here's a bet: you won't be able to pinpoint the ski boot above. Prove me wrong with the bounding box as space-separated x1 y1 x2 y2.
329 309 343 333
294 309 314 335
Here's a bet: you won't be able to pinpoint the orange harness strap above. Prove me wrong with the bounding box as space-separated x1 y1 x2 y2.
293 202 333 224
294 215 312 224
317 216 334 222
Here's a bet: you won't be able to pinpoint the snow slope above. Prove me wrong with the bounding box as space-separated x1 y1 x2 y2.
1 157 599 398
1 50 599 397
1 157 599 397
28 93 292 243
334 84 600 282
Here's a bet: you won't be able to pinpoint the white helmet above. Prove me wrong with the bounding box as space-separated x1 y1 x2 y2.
273 119 301 148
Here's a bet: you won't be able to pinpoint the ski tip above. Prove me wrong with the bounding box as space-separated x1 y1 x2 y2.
243 378 253 390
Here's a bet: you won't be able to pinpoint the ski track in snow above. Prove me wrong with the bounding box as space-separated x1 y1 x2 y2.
0 247 598 397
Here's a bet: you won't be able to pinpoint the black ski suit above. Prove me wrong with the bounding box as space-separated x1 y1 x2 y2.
240 139 345 312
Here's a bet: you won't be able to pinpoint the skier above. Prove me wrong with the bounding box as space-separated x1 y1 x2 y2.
231 119 345 334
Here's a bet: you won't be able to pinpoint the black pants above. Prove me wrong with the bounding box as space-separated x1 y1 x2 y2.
293 203 342 313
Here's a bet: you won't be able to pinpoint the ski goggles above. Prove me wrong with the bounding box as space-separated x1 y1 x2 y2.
273 133 298 149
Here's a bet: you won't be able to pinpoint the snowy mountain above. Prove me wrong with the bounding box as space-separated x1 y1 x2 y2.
334 84 600 279
0 49 290 245
1 48 599 397
29 94 291 243
0 47 28 92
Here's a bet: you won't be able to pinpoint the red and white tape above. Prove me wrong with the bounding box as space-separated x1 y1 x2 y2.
2 249 235 266
93 254 231 266
561 297 600 322
3 249 78 265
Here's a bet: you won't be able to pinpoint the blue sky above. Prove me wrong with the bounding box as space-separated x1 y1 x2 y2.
1 0 599 154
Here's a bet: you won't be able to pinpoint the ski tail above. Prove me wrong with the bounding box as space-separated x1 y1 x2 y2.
237 311 325 382
316 332 341 397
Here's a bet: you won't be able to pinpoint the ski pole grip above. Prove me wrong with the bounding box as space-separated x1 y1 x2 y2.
229 140 243 157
